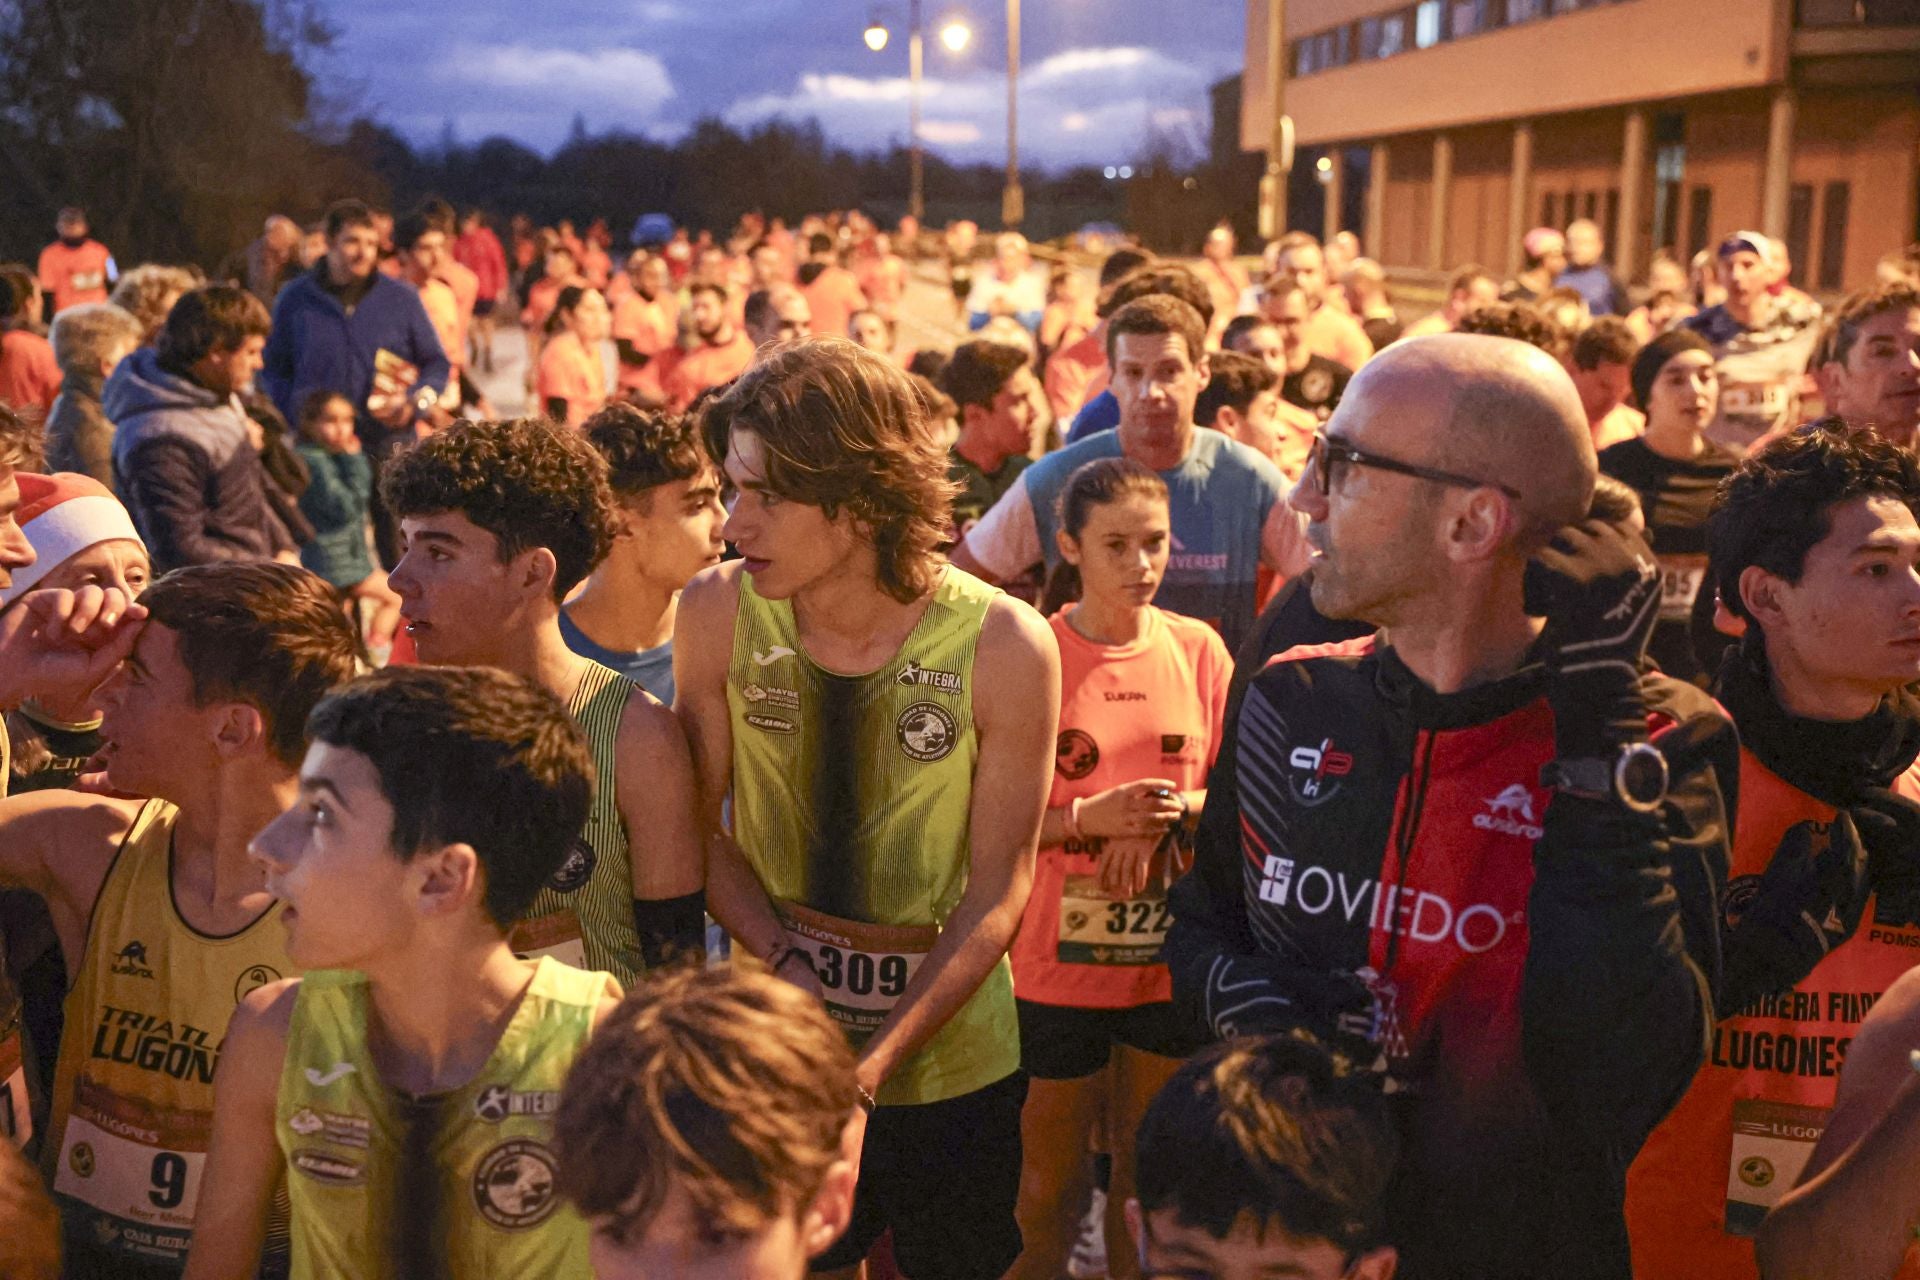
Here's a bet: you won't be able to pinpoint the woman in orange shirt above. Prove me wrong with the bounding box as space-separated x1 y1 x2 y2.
535 285 610 428
1005 457 1231 1280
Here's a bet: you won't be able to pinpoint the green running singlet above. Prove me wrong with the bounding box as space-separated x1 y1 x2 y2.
728 566 1018 1106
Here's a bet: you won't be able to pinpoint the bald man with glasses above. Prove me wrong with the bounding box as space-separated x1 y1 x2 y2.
1167 333 1737 1280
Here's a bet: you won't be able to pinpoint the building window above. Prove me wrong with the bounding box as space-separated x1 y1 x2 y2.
1819 181 1850 290
1786 184 1814 289
1581 190 1599 220
1603 188 1620 256
1685 186 1714 262
1451 0 1488 36
1653 135 1686 258
1505 0 1545 22
1416 0 1445 46
1361 13 1411 57
1541 192 1559 228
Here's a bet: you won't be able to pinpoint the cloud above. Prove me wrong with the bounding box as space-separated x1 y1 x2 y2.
439 43 675 107
722 45 1213 167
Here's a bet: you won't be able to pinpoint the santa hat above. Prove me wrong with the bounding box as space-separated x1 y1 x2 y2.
0 472 144 609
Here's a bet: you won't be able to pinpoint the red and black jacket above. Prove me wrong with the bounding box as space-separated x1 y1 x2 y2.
1167 634 1736 1280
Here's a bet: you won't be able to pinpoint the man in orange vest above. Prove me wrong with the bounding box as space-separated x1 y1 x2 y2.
1626 425 1920 1280
36 208 116 318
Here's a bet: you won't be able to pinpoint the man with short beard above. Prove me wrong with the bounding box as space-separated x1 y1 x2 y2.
652 283 754 413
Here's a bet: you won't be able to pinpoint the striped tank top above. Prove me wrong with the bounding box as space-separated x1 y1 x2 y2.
727 566 1018 1106
510 661 642 988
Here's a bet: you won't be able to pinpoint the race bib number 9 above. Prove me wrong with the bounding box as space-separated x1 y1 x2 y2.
1058 875 1171 966
509 909 588 970
52 1076 209 1265
776 900 936 1047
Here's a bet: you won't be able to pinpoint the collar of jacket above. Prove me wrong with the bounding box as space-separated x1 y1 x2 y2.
1368 636 1553 732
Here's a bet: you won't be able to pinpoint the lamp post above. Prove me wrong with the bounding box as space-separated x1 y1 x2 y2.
1003 0 1022 228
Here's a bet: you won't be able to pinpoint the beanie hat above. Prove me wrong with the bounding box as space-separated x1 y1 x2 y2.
0 472 144 609
1630 329 1714 413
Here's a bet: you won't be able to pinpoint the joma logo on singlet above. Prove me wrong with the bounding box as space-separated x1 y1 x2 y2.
89 1006 218 1083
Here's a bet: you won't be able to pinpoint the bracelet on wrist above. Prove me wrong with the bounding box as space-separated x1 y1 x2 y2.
1065 796 1084 841
854 1082 878 1114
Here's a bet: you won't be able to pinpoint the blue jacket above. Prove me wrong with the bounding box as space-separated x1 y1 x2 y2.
260 266 450 436
294 442 375 589
106 348 290 571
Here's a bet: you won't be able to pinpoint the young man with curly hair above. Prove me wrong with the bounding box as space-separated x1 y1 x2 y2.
381 417 706 986
676 337 1060 1280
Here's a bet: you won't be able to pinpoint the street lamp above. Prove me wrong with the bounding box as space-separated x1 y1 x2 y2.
864 20 890 51
939 17 971 51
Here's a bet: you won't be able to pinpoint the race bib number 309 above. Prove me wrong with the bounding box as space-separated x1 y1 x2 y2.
776 900 936 1046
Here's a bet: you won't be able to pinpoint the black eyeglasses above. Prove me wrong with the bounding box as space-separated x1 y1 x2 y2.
1307 430 1524 500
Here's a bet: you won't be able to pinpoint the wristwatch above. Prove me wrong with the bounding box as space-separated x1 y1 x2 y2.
1540 742 1669 813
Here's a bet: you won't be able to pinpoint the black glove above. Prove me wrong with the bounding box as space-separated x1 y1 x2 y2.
1720 814 1870 1015
1532 518 1663 759
1856 785 1920 928
1201 954 1378 1057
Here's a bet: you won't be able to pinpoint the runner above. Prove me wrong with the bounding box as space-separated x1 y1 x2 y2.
562 404 727 703
183 665 618 1280
1556 218 1630 317
535 286 611 428
0 269 60 417
1265 233 1373 370
453 209 508 375
847 309 898 362
744 285 813 350
1166 332 1734 1277
1502 228 1567 304
1400 265 1501 340
1816 281 1920 447
1128 1036 1399 1280
392 212 463 401
1598 329 1738 686
1194 349 1309 478
1059 265 1217 443
554 966 861 1280
521 243 585 393
1682 232 1823 453
675 338 1059 1280
1569 316 1646 451
938 339 1042 537
954 296 1305 651
1262 273 1354 424
610 253 677 400
37 208 116 318
652 283 754 413
1043 248 1153 423
1005 457 1226 1280
797 234 868 339
1626 428 1920 1280
0 562 361 1277
1197 223 1250 328
1342 257 1404 350
382 417 706 986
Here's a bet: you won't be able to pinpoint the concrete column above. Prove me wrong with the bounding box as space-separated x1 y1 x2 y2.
1506 121 1534 278
1366 141 1389 259
1761 85 1797 241
1429 132 1453 272
1617 107 1650 282
1323 148 1344 244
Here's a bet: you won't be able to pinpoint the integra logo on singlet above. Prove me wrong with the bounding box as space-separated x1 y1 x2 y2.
1253 854 1521 954
896 661 963 695
897 702 958 763
1472 784 1544 840
1286 739 1352 807
473 1083 562 1123
89 1007 219 1082
110 940 154 979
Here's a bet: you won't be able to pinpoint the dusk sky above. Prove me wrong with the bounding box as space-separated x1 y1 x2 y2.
317 0 1243 170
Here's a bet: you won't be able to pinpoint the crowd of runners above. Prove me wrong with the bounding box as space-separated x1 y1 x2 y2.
0 191 1919 1280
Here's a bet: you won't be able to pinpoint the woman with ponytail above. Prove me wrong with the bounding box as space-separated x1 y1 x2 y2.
535 284 610 428
1007 456 1232 1280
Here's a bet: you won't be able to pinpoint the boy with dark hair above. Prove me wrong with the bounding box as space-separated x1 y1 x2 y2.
185 665 622 1280
939 340 1041 535
106 284 295 571
1128 1036 1399 1280
1626 426 1920 1279
1194 348 1294 470
383 417 706 987
0 562 362 1277
554 966 862 1280
562 404 727 703
1569 315 1645 451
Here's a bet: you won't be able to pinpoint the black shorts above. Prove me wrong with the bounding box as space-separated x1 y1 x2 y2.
472 299 496 318
1016 998 1199 1080
811 1071 1027 1279
950 273 973 303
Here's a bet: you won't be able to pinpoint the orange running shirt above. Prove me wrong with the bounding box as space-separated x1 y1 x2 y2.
415 277 463 384
36 239 113 314
1010 607 1231 1009
1625 751 1920 1280
0 331 61 414
536 330 606 428
801 266 868 338
611 294 679 393
658 332 754 413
